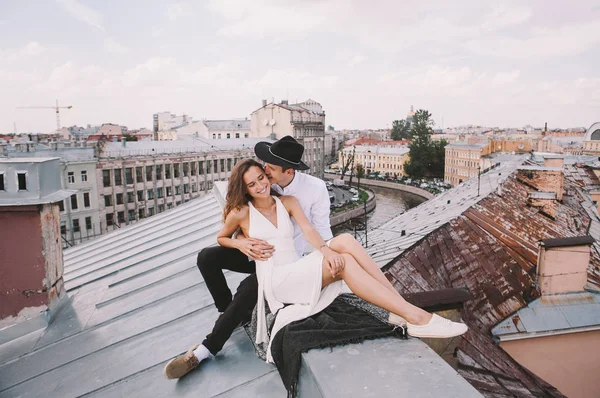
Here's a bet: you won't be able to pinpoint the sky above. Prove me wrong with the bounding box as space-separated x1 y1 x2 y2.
0 0 599 134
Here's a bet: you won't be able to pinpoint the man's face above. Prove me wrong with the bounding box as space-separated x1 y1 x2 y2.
263 162 284 184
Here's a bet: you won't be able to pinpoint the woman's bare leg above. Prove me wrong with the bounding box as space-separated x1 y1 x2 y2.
322 253 431 325
328 233 399 297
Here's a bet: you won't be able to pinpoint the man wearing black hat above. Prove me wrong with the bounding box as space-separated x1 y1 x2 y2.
165 136 333 379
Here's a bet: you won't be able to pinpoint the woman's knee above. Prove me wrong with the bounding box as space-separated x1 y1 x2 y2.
331 233 355 250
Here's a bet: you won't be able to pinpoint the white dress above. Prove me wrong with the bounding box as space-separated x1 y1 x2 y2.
249 196 343 362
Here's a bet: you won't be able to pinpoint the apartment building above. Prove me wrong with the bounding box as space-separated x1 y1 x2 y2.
339 145 410 176
97 140 256 233
444 142 492 186
250 99 327 176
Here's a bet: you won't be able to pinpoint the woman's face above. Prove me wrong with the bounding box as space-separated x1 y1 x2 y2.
243 165 271 199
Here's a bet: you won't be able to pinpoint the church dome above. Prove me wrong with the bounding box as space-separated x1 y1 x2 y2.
584 122 600 141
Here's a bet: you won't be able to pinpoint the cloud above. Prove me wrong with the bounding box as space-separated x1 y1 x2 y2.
56 0 104 31
0 41 45 61
104 38 130 54
348 55 366 67
167 2 188 22
481 5 532 31
465 19 600 58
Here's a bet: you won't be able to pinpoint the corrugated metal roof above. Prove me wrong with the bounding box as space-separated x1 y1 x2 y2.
379 158 600 397
492 292 600 336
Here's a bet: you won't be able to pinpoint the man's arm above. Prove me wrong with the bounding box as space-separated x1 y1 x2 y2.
310 180 333 241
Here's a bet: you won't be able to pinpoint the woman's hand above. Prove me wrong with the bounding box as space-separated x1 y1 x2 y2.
322 247 345 277
236 238 275 261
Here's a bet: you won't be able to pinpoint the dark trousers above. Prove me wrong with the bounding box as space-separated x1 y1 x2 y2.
197 246 258 355
197 246 256 312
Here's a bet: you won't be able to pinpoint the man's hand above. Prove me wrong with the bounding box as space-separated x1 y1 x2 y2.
236 238 275 261
322 247 345 277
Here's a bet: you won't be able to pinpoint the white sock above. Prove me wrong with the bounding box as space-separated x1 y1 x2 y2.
193 344 211 362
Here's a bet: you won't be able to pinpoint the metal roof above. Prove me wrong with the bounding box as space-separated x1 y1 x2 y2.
365 155 528 267
0 188 480 398
491 292 600 339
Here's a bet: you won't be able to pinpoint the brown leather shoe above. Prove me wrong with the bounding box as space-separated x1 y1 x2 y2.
164 344 200 379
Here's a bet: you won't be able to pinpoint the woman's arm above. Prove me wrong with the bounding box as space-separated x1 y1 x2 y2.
217 209 245 250
217 207 274 260
281 196 345 275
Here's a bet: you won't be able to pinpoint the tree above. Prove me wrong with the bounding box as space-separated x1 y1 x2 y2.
390 119 411 140
403 109 447 178
339 146 355 181
355 163 365 191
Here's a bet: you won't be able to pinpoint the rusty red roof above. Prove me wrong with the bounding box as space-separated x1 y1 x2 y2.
382 164 600 397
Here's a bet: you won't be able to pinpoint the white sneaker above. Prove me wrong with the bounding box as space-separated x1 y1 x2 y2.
388 312 407 327
407 314 468 338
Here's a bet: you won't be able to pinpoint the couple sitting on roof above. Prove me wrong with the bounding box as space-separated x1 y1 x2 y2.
164 135 467 379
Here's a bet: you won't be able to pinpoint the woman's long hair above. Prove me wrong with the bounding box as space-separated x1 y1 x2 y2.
223 158 264 222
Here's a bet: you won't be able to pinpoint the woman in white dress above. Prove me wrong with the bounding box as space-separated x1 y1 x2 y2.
217 159 467 362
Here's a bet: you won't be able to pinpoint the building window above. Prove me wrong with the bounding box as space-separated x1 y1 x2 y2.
114 169 122 185
70 194 78 210
212 134 216 139
183 163 189 176
127 191 135 203
85 216 92 230
157 187 163 198
102 170 111 187
148 207 155 216
218 133 221 139
104 195 112 206
156 165 163 181
116 193 124 205
128 209 135 221
158 204 165 213
136 167 143 183
244 133 248 138
175 186 181 195
17 172 27 190
58 200 65 211
73 219 80 233
137 190 143 201
191 162 196 175
146 165 153 181
227 158 232 172
106 213 114 226
235 133 240 139
206 161 211 174
60 222 66 235
83 192 90 208
0 173 4 191
174 163 180 178
81 170 87 182
117 211 125 224
125 168 133 184
184 183 189 194
147 189 154 200
68 171 75 183
227 133 231 139
220 159 224 172
167 202 173 209
165 164 171 179
166 186 172 196
192 183 197 192
138 208 145 219
199 161 204 175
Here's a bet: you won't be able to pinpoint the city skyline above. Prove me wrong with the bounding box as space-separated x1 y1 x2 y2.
1 0 599 133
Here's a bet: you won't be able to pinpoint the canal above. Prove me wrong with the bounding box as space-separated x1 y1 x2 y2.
332 185 427 236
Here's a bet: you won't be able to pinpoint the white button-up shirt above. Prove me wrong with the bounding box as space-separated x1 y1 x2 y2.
271 172 333 256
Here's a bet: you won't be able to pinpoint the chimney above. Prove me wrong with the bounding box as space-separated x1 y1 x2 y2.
121 138 126 148
543 156 564 168
262 99 267 107
517 166 564 201
281 99 289 105
0 158 75 343
537 236 594 295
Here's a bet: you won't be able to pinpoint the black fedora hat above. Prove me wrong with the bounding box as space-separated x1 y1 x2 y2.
254 136 309 170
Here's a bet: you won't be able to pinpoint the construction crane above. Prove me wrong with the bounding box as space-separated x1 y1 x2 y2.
17 99 73 134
